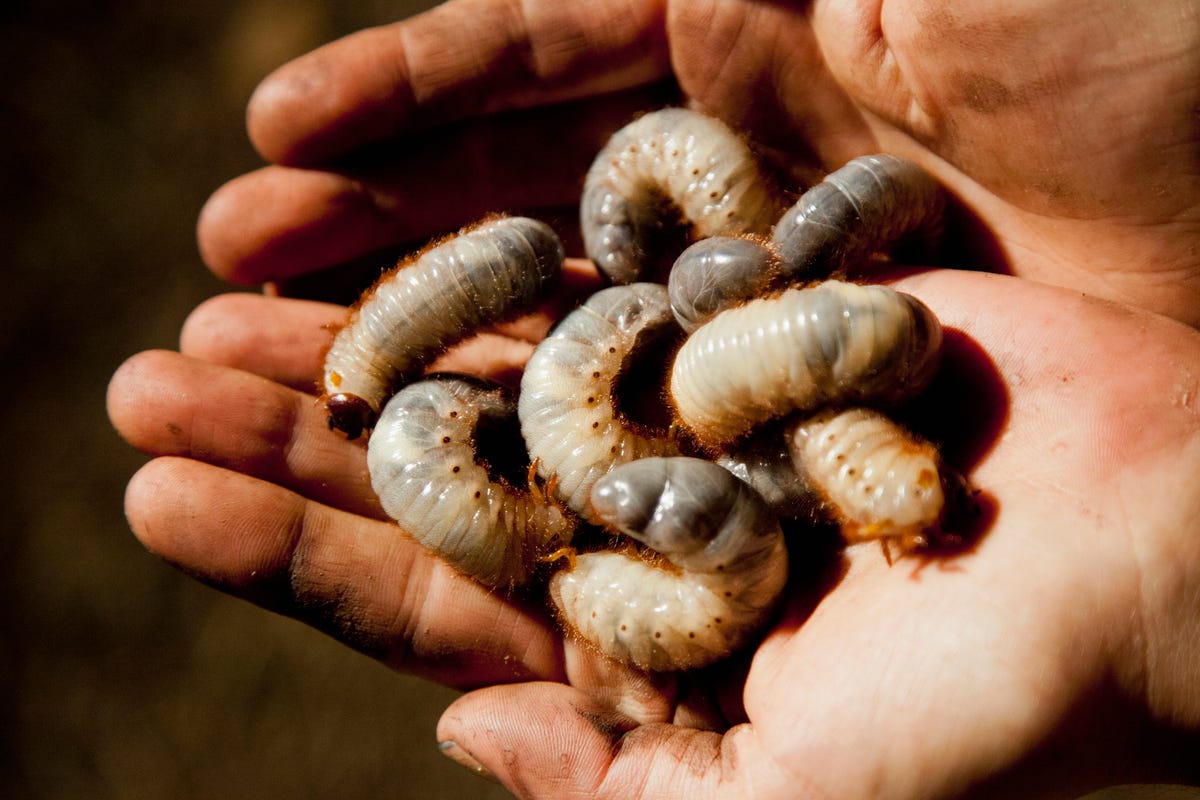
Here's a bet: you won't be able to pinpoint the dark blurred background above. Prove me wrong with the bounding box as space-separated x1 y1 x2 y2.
0 1 512 797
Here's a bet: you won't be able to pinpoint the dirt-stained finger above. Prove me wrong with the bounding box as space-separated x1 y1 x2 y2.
180 293 343 392
200 89 675 285
247 0 671 165
107 349 381 518
124 456 565 688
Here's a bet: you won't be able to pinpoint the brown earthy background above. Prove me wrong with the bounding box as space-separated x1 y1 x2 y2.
2 1 1197 798
2 1 511 797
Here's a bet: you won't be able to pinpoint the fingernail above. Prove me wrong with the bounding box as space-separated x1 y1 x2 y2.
438 740 498 784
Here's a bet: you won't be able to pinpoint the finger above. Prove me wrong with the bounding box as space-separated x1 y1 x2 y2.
200 88 670 284
180 293 341 392
262 206 599 304
561 639 678 727
427 333 535 390
437 682 780 798
667 1 876 177
125 456 564 688
247 0 671 165
179 259 604 390
108 349 381 518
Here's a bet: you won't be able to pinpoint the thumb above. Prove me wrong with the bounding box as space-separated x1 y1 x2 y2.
437 681 757 799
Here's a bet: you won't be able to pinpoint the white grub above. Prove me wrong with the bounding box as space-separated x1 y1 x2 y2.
669 280 943 446
368 374 575 588
790 407 949 557
550 457 788 672
323 215 564 438
518 283 685 523
773 154 945 278
580 107 779 284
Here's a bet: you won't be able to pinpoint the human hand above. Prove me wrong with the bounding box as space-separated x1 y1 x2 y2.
105 280 581 690
109 266 1200 798
131 1 1200 796
199 0 1200 323
433 268 1200 799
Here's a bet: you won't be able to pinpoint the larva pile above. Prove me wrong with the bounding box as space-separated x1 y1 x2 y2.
321 107 974 671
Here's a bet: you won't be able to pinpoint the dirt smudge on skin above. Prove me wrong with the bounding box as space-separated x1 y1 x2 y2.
955 72 1018 114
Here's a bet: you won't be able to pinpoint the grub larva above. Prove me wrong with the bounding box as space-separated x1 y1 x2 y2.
518 283 685 523
667 235 780 333
667 156 945 333
669 280 943 446
715 426 827 523
367 374 576 588
549 457 788 672
323 215 564 439
580 107 779 284
789 407 965 558
772 154 945 277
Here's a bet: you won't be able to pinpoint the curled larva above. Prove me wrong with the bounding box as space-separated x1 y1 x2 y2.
549 457 788 672
580 107 778 284
667 157 945 334
670 280 943 446
789 407 966 558
667 235 780 333
715 425 826 522
773 154 945 277
323 215 564 439
518 283 685 523
367 374 576 588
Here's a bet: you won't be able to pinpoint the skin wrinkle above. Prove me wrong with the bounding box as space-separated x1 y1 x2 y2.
348 174 408 235
274 390 306 484
284 501 381 652
416 1 625 118
399 552 559 685
761 17 815 152
399 3 517 112
386 541 446 667
397 6 464 110
477 2 531 91
819 0 930 140
714 725 746 798
516 1 672 114
719 722 842 800
282 506 456 675
675 729 725 785
1117 431 1200 730
734 724 840 800
1110 472 1155 735
667 4 736 113
605 725 687 799
389 20 422 127
675 1 860 174
708 8 754 119
853 2 907 115
480 589 562 682
864 25 922 136
515 0 558 87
